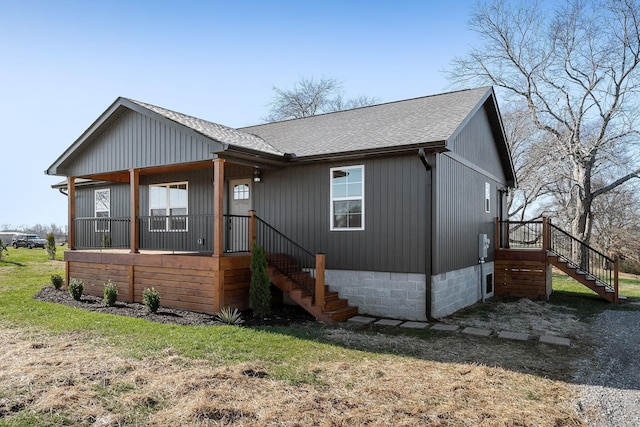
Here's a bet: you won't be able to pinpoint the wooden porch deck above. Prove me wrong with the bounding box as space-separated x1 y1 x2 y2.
65 250 252 314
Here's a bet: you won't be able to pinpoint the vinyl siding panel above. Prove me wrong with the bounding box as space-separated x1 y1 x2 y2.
65 110 215 176
253 155 430 274
432 154 499 274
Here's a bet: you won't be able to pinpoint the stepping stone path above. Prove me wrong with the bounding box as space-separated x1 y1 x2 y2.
346 317 571 346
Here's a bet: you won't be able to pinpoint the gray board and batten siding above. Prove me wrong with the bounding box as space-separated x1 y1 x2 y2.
431 101 510 275
253 154 430 275
51 106 223 177
74 164 255 251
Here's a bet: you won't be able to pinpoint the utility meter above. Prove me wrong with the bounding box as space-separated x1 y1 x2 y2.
479 234 490 261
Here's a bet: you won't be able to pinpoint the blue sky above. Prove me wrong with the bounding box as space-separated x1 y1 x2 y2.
0 0 478 229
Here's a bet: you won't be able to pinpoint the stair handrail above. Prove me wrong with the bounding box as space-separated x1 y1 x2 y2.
548 223 617 297
254 216 319 299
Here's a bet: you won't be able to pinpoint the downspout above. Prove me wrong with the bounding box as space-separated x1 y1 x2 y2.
418 148 433 320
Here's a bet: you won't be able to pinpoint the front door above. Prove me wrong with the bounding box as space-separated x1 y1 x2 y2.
227 179 251 252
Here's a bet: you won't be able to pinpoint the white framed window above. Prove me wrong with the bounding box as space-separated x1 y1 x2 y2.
485 182 491 213
149 182 188 231
94 189 110 232
330 165 364 231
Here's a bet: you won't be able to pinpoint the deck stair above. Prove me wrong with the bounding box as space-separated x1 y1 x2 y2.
267 253 358 322
497 218 625 303
547 252 625 302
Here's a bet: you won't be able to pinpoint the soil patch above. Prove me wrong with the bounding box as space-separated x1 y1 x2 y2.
33 286 315 327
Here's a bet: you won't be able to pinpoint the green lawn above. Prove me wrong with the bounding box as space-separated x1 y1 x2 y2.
0 246 362 383
550 272 640 319
0 246 600 425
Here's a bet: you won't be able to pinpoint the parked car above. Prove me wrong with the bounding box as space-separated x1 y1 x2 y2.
11 234 47 249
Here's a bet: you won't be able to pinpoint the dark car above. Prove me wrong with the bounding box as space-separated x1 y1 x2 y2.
12 234 47 249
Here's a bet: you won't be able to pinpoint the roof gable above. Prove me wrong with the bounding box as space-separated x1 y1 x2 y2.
46 98 282 176
46 87 515 186
241 87 493 158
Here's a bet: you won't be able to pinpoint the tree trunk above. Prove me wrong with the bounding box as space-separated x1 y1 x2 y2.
570 161 593 268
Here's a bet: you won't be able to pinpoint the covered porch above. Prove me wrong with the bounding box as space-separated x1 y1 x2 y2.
63 158 258 314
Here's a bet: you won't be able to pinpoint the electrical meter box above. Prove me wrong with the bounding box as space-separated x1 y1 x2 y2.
478 234 490 260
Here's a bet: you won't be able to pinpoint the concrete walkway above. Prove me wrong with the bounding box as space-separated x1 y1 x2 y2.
346 315 571 347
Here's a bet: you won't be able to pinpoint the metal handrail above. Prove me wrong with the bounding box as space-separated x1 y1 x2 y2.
548 223 616 293
254 216 317 298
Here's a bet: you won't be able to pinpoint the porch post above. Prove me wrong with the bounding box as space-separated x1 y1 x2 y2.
248 210 256 250
213 158 225 256
542 217 549 252
494 217 500 249
315 253 326 309
68 177 75 250
130 169 140 254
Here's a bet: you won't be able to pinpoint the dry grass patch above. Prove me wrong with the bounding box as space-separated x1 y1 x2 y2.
0 325 584 426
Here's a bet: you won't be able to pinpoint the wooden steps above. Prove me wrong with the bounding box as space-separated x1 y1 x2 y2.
266 255 357 323
548 253 619 303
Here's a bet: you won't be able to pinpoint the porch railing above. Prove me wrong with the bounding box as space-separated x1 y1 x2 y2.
254 215 318 299
73 214 250 253
74 217 131 249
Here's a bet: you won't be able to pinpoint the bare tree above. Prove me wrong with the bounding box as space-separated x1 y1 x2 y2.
503 104 555 220
450 0 640 246
265 76 378 122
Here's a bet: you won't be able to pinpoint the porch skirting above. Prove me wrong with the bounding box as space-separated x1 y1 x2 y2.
325 269 427 321
430 262 494 319
64 251 252 314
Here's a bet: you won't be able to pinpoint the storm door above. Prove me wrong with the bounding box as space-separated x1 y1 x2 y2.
227 179 251 252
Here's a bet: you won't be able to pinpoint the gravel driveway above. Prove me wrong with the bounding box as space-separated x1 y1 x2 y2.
573 309 640 426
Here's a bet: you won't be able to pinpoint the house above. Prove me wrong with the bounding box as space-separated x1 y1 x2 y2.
46 86 516 321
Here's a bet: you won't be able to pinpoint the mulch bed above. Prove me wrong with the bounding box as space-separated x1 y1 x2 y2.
33 286 315 327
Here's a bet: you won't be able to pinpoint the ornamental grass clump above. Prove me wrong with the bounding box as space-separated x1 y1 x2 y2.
50 274 64 290
68 278 84 301
103 280 118 307
142 287 160 313
214 307 245 326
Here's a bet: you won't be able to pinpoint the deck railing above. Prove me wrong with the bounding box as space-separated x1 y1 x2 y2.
73 214 250 253
498 220 543 249
254 215 319 300
497 218 619 302
548 223 617 296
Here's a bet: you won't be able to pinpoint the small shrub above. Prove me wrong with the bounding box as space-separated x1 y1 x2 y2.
214 307 244 325
250 242 271 318
103 280 118 307
45 232 56 260
142 287 160 313
51 274 64 290
68 278 84 301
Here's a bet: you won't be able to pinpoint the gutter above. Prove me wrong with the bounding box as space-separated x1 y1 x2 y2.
418 148 434 320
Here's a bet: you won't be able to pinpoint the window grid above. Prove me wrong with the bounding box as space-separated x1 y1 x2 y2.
330 165 364 231
149 182 188 231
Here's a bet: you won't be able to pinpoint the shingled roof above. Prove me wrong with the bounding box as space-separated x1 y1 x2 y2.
241 87 494 158
127 99 284 156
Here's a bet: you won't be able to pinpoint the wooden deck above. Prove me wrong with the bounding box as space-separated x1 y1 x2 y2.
65 250 252 314
494 249 551 300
